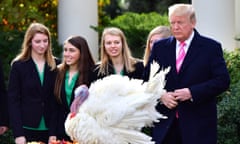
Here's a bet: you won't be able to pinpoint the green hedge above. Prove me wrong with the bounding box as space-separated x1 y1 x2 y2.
217 49 240 144
0 30 24 80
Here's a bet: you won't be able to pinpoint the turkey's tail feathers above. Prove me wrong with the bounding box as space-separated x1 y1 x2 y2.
143 60 169 123
111 127 155 144
145 60 170 97
149 60 160 81
65 113 155 144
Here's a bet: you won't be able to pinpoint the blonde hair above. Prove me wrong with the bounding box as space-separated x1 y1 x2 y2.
98 27 136 75
168 3 196 23
143 26 171 66
12 22 56 70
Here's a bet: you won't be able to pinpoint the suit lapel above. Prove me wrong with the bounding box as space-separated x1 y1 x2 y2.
29 58 44 90
167 38 179 81
61 79 78 110
169 39 177 72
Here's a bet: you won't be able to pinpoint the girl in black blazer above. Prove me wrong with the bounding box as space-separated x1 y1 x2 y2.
8 22 58 144
48 36 95 143
91 27 144 81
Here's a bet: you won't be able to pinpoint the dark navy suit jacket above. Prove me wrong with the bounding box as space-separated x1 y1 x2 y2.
144 30 230 144
8 58 58 138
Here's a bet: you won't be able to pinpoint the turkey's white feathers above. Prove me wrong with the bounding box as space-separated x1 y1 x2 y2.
65 61 169 144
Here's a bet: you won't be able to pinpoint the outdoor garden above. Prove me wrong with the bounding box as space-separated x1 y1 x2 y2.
0 0 239 143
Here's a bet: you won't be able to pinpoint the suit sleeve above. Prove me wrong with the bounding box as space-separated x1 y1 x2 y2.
189 42 230 103
8 62 25 138
0 59 8 127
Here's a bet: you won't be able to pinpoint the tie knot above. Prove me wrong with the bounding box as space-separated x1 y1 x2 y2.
180 41 186 47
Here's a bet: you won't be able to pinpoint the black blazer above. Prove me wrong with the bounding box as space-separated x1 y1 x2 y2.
144 30 230 144
8 58 58 138
91 59 144 82
49 78 80 141
0 59 8 127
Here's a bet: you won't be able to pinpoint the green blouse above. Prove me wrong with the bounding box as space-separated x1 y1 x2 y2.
65 71 79 106
114 68 124 76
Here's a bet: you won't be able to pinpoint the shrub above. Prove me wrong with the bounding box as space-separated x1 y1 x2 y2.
217 50 240 144
0 30 24 80
217 81 240 144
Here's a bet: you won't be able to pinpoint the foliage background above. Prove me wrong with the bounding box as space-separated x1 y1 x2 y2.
0 0 60 80
217 51 240 144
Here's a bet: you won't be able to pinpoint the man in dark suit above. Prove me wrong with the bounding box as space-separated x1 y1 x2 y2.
144 3 230 144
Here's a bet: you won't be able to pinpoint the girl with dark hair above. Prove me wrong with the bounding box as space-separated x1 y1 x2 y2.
49 36 95 142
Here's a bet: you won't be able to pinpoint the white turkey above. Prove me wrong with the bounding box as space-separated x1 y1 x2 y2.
65 61 170 144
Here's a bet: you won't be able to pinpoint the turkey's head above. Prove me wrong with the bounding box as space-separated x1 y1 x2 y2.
70 84 89 114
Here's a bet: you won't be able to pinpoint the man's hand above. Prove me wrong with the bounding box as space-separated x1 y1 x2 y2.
160 92 178 109
0 126 8 135
48 136 57 144
15 136 26 144
173 88 192 102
